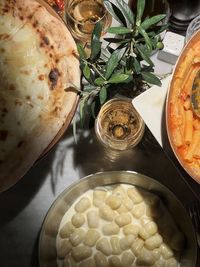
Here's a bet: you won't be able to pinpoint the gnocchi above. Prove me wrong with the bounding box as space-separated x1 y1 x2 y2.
59 222 75 238
71 213 85 228
131 202 146 218
57 239 72 259
145 233 163 250
75 197 91 213
56 184 184 267
102 222 120 235
109 256 121 267
96 237 112 256
110 237 122 255
93 190 107 207
136 247 157 266
120 235 135 250
121 251 135 267
106 195 122 210
84 229 100 247
71 246 92 262
94 252 109 267
99 205 116 221
79 258 96 267
115 213 131 227
123 224 140 236
69 228 85 247
87 210 99 228
127 187 143 203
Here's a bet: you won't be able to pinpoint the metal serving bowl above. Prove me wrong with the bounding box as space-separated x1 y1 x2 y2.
166 29 200 184
39 171 197 267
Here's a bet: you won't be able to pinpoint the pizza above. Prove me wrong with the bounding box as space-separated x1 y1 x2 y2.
0 0 80 191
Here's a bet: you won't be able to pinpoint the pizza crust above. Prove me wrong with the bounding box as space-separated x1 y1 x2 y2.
0 0 80 191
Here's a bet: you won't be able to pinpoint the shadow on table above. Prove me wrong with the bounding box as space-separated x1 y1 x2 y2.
70 125 161 179
0 144 57 228
31 232 40 267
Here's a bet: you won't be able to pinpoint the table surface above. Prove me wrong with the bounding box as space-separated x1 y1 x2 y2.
0 11 200 267
0 123 200 266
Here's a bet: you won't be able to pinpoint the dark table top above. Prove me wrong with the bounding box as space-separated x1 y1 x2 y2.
0 123 199 267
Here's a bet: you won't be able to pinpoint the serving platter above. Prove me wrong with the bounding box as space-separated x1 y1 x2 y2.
166 29 200 184
39 171 197 267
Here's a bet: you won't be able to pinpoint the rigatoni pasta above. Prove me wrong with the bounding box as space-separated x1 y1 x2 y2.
168 41 200 182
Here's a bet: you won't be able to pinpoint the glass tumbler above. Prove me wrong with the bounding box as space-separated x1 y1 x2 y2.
95 98 145 151
65 0 112 42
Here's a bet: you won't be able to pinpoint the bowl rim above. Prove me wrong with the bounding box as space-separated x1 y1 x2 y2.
38 170 198 267
165 28 200 184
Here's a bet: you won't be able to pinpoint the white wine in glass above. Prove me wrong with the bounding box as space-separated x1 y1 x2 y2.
66 0 112 42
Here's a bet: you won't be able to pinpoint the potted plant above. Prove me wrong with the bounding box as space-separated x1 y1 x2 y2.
73 0 168 129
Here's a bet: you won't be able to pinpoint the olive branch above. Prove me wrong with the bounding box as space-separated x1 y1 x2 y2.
73 0 168 134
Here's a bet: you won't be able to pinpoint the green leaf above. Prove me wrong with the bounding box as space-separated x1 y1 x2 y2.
105 47 126 79
135 44 154 66
133 57 141 74
83 84 96 92
108 73 129 83
141 14 166 30
136 0 145 24
137 25 152 51
107 27 133 35
83 63 91 80
104 0 124 25
112 0 135 27
141 71 161 86
90 22 102 60
95 77 106 86
104 37 131 44
99 87 107 104
77 43 87 59
79 95 88 128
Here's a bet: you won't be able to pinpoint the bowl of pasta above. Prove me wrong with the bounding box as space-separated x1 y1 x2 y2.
38 171 197 267
166 29 200 184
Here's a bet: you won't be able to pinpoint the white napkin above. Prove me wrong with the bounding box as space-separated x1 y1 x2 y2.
132 75 171 147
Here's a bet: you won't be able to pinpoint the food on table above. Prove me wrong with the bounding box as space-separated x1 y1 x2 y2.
56 184 184 267
167 38 200 183
45 0 65 17
0 0 80 190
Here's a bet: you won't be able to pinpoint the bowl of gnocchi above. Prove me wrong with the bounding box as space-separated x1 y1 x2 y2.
39 171 197 267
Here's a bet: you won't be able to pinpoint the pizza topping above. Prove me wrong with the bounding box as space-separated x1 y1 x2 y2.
0 130 8 141
54 0 65 10
49 68 59 89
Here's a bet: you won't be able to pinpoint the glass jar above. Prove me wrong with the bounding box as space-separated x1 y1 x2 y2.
95 98 145 151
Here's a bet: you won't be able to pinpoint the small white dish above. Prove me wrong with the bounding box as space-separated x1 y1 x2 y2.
132 75 171 147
